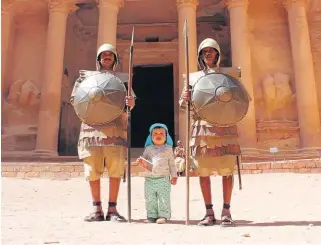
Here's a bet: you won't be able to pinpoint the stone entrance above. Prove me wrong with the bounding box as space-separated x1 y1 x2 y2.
131 63 175 148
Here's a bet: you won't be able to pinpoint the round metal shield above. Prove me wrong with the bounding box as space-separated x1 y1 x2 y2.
192 73 250 127
73 72 127 125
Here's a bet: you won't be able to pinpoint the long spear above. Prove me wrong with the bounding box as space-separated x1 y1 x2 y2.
183 19 191 225
126 26 135 223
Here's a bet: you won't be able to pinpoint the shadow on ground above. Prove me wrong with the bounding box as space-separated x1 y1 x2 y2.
131 219 321 227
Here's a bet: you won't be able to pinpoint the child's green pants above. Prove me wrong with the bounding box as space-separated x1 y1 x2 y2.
144 176 171 219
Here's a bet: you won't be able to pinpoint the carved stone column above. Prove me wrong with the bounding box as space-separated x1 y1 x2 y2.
34 0 77 156
284 0 321 148
97 0 124 47
1 0 14 102
177 0 198 144
224 0 257 152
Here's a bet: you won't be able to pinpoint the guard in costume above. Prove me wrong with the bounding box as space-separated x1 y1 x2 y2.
70 43 135 222
180 38 250 226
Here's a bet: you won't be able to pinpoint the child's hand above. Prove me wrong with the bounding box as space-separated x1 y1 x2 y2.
136 158 143 164
171 177 178 185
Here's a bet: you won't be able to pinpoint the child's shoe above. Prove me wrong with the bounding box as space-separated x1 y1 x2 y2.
145 217 157 223
156 217 167 224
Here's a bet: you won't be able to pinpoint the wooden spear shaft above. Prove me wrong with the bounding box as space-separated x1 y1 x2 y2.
127 26 135 223
183 19 191 225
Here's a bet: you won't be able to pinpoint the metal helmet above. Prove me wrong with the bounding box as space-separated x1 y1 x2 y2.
96 43 119 71
197 38 221 70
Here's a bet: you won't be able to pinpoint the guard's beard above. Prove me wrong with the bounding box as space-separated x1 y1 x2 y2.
202 57 215 68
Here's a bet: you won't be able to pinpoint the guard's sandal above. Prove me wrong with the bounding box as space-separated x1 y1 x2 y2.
220 214 235 227
198 214 216 226
106 212 127 222
84 211 105 222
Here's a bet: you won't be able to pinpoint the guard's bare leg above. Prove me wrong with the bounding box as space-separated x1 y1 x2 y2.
198 176 216 226
84 179 104 222
90 180 101 207
221 175 235 226
108 177 121 213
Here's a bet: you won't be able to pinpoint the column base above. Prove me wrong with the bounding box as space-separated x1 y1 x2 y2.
2 151 34 158
33 149 58 157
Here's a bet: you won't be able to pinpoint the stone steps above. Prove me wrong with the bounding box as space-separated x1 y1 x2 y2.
1 148 145 162
1 158 320 179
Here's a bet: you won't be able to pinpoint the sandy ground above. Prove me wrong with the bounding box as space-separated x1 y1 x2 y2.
1 173 321 245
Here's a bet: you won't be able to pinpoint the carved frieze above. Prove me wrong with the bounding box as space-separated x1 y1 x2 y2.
2 0 48 17
220 0 248 9
176 0 199 8
282 0 307 9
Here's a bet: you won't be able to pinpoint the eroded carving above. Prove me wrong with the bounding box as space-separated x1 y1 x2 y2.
220 0 248 9
73 24 97 42
47 0 77 13
176 0 199 8
260 73 296 120
197 3 224 18
2 80 41 151
96 0 124 8
6 80 41 110
1 0 14 13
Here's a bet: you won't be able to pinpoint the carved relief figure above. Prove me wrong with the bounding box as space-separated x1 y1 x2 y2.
3 79 41 126
257 73 299 149
5 80 41 110
2 80 41 152
261 72 295 120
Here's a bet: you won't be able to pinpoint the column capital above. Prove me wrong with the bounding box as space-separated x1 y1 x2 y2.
47 0 77 14
1 0 14 14
282 0 307 9
220 0 248 9
97 0 124 9
176 0 199 9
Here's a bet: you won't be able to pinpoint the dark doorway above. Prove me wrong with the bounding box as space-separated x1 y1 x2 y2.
131 64 174 148
58 102 79 156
